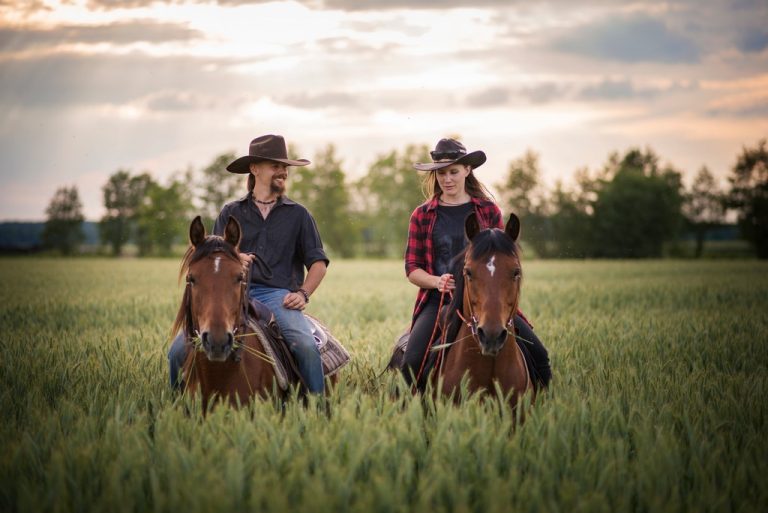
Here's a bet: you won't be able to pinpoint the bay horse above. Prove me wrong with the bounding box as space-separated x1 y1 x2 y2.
435 212 534 410
171 215 282 411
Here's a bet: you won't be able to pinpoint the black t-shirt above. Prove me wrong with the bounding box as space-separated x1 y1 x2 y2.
214 194 329 291
432 202 474 278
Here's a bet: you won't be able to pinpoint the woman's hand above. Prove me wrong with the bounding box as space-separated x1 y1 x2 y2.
435 273 455 293
239 252 255 271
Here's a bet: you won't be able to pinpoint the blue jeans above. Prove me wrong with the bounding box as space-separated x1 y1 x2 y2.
167 285 325 394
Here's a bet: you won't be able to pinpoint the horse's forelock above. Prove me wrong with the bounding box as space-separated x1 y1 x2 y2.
468 228 518 262
179 235 240 279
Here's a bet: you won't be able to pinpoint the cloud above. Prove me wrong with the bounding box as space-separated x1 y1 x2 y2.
466 87 508 107
738 28 768 53
279 92 359 109
579 79 655 101
550 14 700 64
0 52 249 110
0 20 203 52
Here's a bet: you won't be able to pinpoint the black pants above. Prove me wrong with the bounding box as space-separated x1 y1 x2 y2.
402 297 552 391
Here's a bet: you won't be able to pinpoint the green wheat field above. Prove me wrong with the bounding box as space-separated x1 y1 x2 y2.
1 257 766 513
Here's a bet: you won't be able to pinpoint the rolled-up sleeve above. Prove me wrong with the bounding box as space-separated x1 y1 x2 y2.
404 208 425 277
299 211 329 269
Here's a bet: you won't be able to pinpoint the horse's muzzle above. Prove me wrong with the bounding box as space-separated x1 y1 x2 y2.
201 331 234 362
477 327 509 357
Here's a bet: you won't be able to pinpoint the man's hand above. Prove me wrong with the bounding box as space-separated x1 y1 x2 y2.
283 292 307 310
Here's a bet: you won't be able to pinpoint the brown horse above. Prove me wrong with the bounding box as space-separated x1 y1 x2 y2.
171 215 282 410
436 212 534 409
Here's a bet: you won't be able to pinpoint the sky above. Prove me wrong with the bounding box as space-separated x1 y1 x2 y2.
1 0 766 221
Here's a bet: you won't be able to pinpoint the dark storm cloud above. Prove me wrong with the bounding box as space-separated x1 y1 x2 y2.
0 20 202 52
550 14 700 64
0 52 248 110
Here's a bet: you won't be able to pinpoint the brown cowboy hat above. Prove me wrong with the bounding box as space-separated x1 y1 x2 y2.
413 138 486 171
226 134 310 174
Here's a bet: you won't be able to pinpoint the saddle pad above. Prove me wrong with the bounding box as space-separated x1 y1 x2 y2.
245 318 291 390
246 316 351 391
306 314 351 377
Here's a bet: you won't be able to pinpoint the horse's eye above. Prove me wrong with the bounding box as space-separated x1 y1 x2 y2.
512 268 521 280
187 275 196 285
464 268 472 279
237 273 245 283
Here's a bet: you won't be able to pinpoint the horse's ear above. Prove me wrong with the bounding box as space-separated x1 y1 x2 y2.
224 216 241 248
189 216 206 247
505 213 521 242
465 212 481 241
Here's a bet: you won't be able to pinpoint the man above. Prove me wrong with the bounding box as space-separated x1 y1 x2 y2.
169 134 329 394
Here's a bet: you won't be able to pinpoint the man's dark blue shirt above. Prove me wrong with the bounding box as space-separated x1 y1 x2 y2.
214 194 329 291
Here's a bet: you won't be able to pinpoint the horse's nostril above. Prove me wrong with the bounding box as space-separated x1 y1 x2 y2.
496 329 509 346
201 331 210 347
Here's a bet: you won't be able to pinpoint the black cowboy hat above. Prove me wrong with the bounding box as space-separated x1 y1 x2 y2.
413 138 486 171
226 134 310 174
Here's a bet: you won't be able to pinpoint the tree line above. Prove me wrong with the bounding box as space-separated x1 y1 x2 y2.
42 138 768 259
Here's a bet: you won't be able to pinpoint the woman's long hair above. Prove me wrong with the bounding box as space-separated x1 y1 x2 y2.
421 166 495 202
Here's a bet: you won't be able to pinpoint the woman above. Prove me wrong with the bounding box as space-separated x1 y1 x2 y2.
402 137 551 392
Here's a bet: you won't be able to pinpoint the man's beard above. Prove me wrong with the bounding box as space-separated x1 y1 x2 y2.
270 175 287 195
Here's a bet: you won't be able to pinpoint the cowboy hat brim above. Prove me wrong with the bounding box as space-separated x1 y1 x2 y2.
226 155 311 174
413 150 486 171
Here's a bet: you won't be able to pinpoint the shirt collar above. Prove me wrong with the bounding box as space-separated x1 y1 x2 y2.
236 193 297 206
425 195 485 212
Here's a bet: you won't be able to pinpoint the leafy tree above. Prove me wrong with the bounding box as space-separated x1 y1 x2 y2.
42 185 85 255
683 166 725 258
496 150 553 256
547 181 593 258
197 152 240 230
135 175 194 256
290 144 356 258
355 144 429 257
726 139 768 258
591 148 684 258
99 170 153 255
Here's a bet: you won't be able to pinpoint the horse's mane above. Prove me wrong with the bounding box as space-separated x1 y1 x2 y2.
171 235 241 339
442 228 520 344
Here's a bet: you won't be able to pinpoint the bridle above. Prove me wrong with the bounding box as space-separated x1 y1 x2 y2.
455 253 520 352
184 251 254 362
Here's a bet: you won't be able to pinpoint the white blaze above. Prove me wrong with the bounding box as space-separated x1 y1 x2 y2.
214 256 221 274
486 255 496 277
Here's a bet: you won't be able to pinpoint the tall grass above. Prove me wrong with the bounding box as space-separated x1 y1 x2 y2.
1 258 766 512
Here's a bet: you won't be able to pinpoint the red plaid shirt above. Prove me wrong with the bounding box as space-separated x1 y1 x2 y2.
405 196 503 323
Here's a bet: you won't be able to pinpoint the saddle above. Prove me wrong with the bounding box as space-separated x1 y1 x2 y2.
386 316 540 390
244 299 350 392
